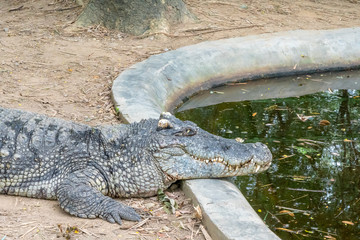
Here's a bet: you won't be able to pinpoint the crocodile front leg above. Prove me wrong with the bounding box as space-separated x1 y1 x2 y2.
56 167 141 224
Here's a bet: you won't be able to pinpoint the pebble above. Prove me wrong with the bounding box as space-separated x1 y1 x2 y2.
4 28 9 32
240 4 248 9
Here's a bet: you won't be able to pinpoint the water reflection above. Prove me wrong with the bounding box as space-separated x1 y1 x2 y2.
177 89 360 239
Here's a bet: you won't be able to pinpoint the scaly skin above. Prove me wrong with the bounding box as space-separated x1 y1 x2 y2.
0 107 272 224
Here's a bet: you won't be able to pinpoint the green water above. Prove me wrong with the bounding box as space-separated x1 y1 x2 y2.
176 89 360 239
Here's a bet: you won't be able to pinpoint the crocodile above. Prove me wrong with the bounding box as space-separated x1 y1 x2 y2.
0 107 272 224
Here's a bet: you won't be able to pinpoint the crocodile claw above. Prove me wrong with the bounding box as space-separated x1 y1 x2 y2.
100 199 141 224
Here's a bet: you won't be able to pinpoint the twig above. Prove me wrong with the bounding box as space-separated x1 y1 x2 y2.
278 154 295 160
181 27 213 33
287 187 326 193
297 139 325 145
44 6 81 12
21 61 52 66
60 51 77 56
266 210 283 225
78 227 100 238
334 209 344 218
279 194 308 204
276 228 312 238
313 229 338 237
8 5 24 12
199 225 212 240
122 218 149 230
187 25 263 36
260 183 273 188
275 205 312 214
200 1 244 7
138 25 263 39
19 226 37 238
19 222 37 226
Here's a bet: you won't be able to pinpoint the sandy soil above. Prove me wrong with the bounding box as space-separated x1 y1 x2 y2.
0 0 359 239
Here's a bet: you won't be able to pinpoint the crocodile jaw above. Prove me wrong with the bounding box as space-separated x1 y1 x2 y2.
155 141 272 180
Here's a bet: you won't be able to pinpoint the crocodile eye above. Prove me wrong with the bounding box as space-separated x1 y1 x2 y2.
175 127 197 136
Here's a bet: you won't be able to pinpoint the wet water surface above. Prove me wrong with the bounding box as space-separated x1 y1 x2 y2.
176 72 360 239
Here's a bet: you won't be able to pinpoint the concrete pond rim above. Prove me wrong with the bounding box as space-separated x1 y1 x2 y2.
112 27 360 239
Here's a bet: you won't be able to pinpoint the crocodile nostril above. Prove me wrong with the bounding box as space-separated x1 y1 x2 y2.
221 144 231 151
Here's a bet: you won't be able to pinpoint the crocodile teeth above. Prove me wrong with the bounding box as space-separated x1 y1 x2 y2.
205 160 209 164
255 165 260 173
228 166 233 171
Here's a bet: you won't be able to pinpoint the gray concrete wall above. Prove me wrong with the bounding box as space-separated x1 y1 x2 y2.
112 28 360 123
112 28 360 239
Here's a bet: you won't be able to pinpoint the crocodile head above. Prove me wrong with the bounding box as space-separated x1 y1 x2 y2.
152 112 272 181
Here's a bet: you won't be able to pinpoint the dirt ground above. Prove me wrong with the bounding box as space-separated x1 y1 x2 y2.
0 0 359 239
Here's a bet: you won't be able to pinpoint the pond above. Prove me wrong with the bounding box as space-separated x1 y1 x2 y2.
176 70 360 239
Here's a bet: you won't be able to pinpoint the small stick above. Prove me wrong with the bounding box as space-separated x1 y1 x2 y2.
8 5 24 12
199 225 212 240
78 227 100 238
275 205 312 214
138 25 263 39
297 138 325 144
313 228 338 237
19 221 37 226
19 226 37 238
287 187 326 193
181 27 213 33
266 210 283 225
200 1 244 7
123 218 149 230
280 194 308 204
44 6 81 12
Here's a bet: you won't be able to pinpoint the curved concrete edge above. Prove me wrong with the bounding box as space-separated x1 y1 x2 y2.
112 27 360 123
182 179 279 240
112 28 360 240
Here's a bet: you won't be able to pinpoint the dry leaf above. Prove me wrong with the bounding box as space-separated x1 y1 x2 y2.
252 112 257 117
324 235 336 239
194 205 202 220
175 210 182 217
278 154 295 160
319 120 331 126
276 227 296 233
279 210 295 217
342 220 354 225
